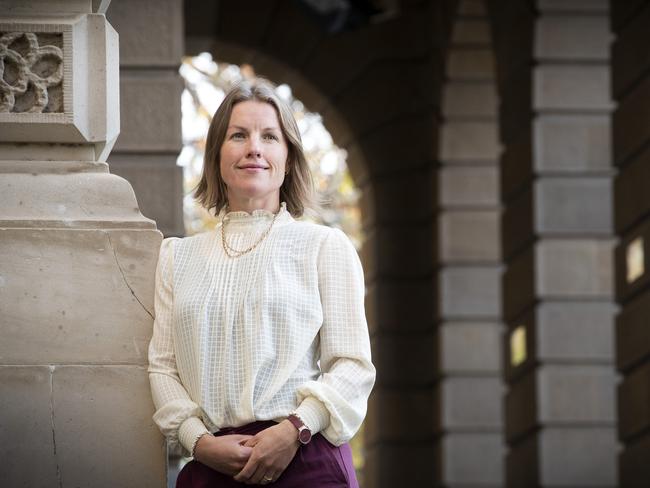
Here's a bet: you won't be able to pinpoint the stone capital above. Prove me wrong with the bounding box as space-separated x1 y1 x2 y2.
0 1 118 161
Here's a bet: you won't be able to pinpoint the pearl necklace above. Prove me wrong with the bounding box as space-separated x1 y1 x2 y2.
220 209 280 258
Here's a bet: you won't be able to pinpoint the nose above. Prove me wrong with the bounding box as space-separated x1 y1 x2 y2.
247 136 262 158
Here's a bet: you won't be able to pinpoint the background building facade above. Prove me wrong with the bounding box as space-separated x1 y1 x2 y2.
3 0 650 486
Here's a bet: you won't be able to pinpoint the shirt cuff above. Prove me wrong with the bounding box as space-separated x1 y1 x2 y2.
178 416 211 456
294 396 330 435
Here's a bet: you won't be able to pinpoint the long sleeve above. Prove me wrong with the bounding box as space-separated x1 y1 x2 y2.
146 212 375 448
148 237 210 455
294 228 376 445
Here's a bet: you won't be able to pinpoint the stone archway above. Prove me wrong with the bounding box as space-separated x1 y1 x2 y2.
184 2 457 486
6 1 647 487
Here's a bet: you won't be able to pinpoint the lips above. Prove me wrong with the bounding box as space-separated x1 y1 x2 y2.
238 164 268 170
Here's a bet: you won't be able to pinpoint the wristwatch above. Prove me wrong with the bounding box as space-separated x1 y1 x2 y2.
287 413 312 445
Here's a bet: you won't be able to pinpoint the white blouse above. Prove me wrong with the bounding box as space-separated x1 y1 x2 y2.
148 204 375 455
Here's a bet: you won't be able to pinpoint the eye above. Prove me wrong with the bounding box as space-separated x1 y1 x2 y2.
263 133 279 141
230 132 245 140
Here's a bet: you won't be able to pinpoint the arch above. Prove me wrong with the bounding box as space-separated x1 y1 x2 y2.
185 40 371 190
183 1 456 486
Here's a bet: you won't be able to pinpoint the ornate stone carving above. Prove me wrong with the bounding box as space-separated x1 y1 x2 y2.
0 16 119 161
0 32 63 113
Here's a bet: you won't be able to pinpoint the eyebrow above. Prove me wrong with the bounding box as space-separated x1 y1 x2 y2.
227 125 280 132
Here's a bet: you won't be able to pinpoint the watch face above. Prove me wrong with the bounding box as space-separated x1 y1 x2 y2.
298 428 312 444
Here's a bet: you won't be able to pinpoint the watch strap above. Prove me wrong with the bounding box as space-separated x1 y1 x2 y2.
287 413 312 444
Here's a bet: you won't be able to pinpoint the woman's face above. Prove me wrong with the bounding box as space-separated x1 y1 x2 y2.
220 100 288 213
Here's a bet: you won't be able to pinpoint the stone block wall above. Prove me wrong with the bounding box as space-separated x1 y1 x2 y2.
107 0 185 237
0 3 166 487
610 0 650 485
490 1 618 486
436 1 505 486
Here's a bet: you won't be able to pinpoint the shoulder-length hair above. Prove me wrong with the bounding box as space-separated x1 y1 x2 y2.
194 77 314 217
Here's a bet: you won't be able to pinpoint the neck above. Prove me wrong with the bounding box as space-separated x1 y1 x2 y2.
226 195 281 214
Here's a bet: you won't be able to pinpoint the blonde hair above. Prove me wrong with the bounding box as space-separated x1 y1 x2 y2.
194 77 314 217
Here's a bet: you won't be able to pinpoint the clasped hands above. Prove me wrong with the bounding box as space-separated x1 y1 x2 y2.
193 419 300 485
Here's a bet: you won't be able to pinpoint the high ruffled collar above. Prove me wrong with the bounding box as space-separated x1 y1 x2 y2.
218 202 293 227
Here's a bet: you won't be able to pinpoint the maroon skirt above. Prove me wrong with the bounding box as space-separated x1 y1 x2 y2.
176 421 359 488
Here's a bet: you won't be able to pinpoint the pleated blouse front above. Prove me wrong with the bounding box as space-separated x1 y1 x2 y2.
148 204 376 454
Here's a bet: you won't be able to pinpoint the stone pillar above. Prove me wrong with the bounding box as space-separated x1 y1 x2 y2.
437 0 504 486
356 3 454 486
610 1 650 486
490 1 618 486
0 2 166 487
106 0 184 237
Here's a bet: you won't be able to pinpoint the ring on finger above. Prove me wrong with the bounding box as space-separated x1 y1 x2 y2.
263 475 274 483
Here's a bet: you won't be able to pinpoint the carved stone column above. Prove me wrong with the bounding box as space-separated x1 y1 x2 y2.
0 1 166 486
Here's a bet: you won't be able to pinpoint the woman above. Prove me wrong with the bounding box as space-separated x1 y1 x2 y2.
148 77 375 487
